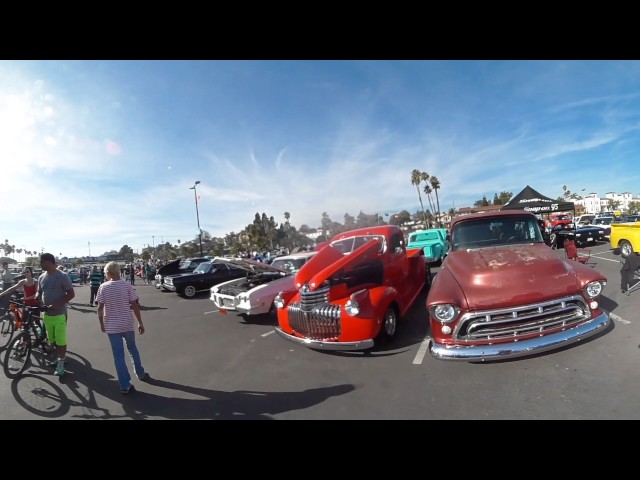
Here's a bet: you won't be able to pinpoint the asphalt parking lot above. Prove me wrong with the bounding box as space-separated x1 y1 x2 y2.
0 242 638 420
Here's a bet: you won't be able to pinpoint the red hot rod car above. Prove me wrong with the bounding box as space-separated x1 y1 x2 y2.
274 225 430 350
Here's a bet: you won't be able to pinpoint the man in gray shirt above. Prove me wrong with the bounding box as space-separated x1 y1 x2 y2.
36 253 75 377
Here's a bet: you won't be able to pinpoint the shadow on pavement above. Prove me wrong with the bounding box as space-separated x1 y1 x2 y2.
115 378 356 420
10 351 356 420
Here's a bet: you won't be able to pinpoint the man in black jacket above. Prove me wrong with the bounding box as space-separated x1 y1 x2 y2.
620 254 640 295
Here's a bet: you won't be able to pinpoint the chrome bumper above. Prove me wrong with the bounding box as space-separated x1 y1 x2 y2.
275 326 374 351
163 283 176 292
429 311 610 361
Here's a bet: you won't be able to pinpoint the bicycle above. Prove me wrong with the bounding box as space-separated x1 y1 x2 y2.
0 293 24 351
3 303 55 379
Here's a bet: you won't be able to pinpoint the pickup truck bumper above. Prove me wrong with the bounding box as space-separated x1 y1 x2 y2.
275 327 374 351
429 311 610 361
163 283 176 292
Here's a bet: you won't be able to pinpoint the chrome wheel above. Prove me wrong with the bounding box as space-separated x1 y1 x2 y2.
183 285 197 298
620 241 634 259
377 307 398 340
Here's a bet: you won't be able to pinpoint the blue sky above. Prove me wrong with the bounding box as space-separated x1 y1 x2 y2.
2 60 640 260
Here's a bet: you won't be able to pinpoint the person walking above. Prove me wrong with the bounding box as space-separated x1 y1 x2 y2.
129 264 135 285
1 261 14 314
145 263 153 285
0 266 39 306
35 253 75 377
89 265 104 306
96 261 151 394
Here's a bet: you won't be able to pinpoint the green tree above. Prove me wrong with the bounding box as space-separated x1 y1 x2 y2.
497 191 513 205
119 245 134 263
474 196 490 207
411 169 428 228
321 212 332 239
607 199 622 211
627 201 640 213
343 213 356 230
429 175 442 226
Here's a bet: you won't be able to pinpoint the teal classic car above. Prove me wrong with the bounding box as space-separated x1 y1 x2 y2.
66 269 81 283
407 228 449 264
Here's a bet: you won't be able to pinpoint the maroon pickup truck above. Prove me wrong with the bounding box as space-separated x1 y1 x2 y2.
274 225 430 350
427 210 610 361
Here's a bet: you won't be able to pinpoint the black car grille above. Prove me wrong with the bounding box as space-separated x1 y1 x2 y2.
288 284 342 340
454 296 591 341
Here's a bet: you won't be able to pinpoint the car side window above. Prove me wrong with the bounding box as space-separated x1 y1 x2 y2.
390 232 404 253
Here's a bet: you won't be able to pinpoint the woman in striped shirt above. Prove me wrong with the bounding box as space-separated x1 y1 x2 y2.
96 261 151 394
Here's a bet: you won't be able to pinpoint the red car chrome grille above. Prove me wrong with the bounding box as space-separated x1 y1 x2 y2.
455 296 591 341
288 284 341 340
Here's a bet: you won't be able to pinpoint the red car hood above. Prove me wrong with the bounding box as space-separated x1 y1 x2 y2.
295 239 380 291
446 244 579 309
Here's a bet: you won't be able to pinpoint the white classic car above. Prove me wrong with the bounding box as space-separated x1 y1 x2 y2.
210 251 316 318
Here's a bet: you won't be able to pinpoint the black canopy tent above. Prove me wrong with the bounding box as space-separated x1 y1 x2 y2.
500 185 575 214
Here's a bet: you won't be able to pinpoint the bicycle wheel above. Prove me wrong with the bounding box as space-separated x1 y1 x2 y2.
3 332 32 379
0 313 15 351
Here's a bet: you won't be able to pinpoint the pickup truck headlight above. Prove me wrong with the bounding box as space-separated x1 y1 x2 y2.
585 281 605 298
274 294 285 309
429 304 460 323
344 299 360 316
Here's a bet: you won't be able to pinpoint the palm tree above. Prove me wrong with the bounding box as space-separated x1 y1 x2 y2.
423 184 436 226
430 176 442 226
411 169 428 228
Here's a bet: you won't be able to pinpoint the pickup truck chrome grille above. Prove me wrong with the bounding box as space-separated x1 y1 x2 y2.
288 284 341 340
455 295 591 341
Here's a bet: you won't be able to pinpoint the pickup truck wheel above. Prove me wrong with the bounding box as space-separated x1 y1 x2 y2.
182 285 197 298
377 306 398 341
620 240 634 259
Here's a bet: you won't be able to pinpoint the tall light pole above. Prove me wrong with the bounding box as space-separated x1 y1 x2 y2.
88 241 91 257
190 180 204 256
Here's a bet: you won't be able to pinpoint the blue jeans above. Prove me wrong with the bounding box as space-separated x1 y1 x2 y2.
107 331 145 391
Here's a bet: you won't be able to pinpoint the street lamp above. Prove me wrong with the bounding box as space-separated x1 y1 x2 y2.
190 181 204 256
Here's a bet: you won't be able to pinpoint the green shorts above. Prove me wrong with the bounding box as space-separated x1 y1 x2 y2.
43 313 67 347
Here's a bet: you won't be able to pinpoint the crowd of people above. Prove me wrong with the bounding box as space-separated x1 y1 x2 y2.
0 255 151 393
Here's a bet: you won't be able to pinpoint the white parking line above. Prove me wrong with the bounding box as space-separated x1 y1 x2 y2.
592 255 622 263
261 330 276 337
203 310 219 315
412 337 431 364
609 312 631 324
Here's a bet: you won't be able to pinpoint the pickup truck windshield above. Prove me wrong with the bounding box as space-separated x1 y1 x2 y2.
409 232 440 242
452 216 544 251
330 235 385 254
